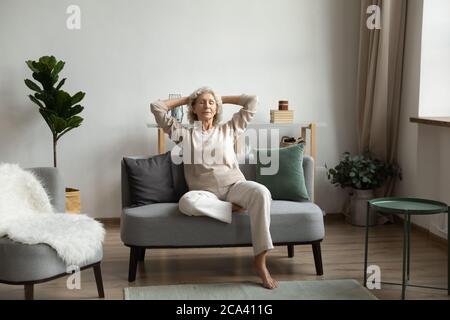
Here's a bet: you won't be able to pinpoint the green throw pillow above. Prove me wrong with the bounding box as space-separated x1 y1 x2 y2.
255 143 310 201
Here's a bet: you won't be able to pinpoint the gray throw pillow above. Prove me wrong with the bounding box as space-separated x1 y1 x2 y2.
124 152 178 207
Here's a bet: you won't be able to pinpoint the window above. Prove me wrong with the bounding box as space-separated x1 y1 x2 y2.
419 0 450 117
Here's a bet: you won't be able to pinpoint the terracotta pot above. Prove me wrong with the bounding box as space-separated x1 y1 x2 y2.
65 187 81 214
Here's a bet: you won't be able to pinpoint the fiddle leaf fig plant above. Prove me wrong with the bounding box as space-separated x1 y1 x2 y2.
25 56 85 167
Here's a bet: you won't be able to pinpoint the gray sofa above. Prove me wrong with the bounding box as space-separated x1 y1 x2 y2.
121 155 325 282
0 168 104 300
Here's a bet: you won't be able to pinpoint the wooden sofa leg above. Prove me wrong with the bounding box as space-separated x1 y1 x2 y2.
93 263 105 298
24 284 34 300
128 247 139 282
138 248 146 262
312 241 324 275
287 245 294 258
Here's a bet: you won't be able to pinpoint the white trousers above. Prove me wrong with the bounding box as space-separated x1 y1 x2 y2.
178 180 274 256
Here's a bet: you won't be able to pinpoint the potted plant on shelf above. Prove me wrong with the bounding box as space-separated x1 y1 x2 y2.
24 55 85 213
325 151 402 226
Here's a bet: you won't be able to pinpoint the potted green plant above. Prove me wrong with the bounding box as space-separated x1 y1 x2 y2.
325 151 402 226
25 55 85 213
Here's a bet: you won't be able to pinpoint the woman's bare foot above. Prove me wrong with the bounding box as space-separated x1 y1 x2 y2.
254 251 278 289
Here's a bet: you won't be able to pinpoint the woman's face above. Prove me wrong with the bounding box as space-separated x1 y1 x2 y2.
193 93 217 123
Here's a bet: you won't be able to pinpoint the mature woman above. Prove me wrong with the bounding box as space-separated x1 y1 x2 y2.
150 87 277 289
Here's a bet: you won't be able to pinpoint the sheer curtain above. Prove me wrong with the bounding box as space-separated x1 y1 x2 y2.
356 0 408 198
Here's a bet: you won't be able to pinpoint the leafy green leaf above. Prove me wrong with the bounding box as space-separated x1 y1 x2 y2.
26 60 40 73
24 79 42 92
32 71 53 90
39 108 56 134
54 90 72 114
28 95 43 108
39 56 57 69
67 116 83 128
35 92 53 109
56 78 66 90
56 127 76 141
67 104 84 117
52 60 65 77
71 92 85 105
49 114 68 134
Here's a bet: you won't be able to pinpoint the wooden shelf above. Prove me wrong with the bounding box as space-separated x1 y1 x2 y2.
410 117 450 128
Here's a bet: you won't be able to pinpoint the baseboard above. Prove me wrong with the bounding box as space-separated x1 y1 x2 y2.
325 213 447 248
96 218 120 227
392 215 448 248
324 213 346 221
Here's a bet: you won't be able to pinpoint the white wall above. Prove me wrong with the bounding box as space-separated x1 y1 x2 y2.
396 0 448 239
0 0 361 218
419 0 450 117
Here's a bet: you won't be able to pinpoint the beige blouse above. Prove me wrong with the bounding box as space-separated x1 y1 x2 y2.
150 94 257 192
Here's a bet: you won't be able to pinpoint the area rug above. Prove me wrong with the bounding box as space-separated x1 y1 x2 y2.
124 279 377 300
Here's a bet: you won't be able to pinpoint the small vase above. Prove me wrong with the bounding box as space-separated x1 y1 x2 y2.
349 189 376 227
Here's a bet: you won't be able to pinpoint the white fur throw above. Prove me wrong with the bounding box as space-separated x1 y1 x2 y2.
0 163 105 267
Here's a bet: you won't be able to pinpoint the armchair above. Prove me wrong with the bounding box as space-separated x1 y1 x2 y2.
0 167 104 300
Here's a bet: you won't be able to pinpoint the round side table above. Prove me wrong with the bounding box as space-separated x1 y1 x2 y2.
362 197 449 300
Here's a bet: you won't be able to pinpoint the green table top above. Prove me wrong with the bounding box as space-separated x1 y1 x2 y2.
369 197 448 215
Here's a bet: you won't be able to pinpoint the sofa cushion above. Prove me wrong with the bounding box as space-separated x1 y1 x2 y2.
255 143 310 201
171 161 189 201
120 200 324 247
239 163 256 181
123 153 178 207
0 236 102 282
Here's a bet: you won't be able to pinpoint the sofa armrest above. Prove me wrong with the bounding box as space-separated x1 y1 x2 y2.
27 167 65 212
121 159 130 209
302 155 315 202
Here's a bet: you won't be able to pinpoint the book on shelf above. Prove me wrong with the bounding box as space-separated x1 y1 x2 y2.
270 109 294 123
270 115 294 119
271 116 294 120
270 119 294 123
270 119 294 124
271 114 293 118
270 110 294 115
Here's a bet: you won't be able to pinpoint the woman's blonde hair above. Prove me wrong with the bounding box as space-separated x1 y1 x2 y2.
187 86 223 125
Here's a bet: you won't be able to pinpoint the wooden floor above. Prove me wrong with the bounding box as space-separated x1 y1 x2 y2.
0 215 448 300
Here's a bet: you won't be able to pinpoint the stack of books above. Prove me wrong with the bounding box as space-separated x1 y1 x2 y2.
270 110 294 123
